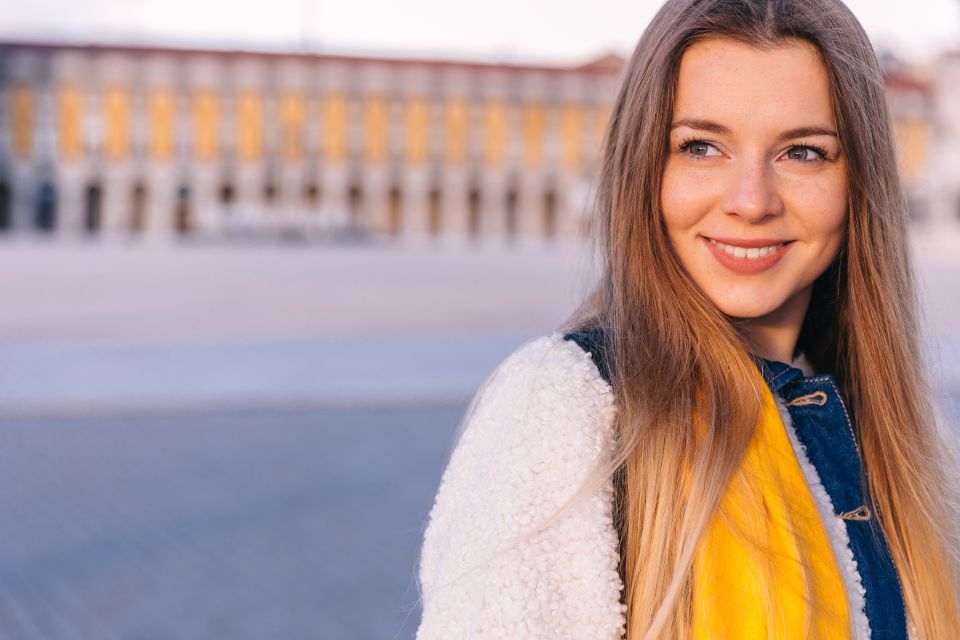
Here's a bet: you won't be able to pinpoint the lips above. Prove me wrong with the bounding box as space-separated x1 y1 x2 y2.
701 236 794 274
707 237 791 249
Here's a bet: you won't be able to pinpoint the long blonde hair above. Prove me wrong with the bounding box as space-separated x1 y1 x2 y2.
561 0 960 637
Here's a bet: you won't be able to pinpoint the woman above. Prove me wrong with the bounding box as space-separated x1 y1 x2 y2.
416 0 960 638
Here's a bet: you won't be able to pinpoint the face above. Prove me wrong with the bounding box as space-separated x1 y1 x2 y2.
661 37 847 332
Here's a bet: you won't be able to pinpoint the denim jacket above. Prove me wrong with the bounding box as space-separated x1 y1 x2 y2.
755 356 909 639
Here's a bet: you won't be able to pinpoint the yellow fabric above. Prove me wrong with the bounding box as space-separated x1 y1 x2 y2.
692 368 851 639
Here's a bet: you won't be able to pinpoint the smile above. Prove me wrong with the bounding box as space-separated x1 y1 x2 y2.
702 236 794 274
709 238 785 259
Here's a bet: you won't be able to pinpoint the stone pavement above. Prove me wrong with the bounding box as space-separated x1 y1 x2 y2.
0 234 956 416
0 405 464 640
0 332 531 417
0 236 596 417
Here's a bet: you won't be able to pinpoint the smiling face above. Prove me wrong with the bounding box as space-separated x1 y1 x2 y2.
661 37 848 357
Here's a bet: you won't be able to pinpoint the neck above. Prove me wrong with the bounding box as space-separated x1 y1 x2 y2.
734 288 812 364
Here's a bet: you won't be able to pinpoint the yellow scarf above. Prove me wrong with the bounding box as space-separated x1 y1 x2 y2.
692 366 851 639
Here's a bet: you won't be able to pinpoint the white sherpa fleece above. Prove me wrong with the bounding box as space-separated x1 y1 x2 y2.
416 331 895 639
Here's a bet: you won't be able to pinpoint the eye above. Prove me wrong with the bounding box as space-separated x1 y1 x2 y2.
783 144 830 163
677 138 722 159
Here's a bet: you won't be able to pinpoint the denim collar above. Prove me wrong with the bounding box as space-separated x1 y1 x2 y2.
752 355 808 393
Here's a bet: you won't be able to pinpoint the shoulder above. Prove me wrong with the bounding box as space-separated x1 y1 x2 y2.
416 331 624 639
444 331 615 477
478 331 610 408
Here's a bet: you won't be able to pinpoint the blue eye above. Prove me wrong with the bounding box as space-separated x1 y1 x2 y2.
785 145 829 162
678 138 721 158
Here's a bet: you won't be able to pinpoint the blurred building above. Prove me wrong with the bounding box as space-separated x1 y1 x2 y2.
880 55 931 226
926 51 960 230
0 41 956 243
0 42 622 242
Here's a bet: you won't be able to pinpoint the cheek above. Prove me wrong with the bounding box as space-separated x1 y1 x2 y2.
785 174 848 248
660 163 713 235
824 209 847 252
826 183 848 238
806 185 847 250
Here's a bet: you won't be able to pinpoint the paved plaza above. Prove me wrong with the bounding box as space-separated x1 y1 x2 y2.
0 405 465 640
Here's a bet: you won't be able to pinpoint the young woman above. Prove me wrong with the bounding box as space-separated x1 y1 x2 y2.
416 0 960 638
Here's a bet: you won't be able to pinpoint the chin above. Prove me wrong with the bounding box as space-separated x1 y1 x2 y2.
711 297 786 321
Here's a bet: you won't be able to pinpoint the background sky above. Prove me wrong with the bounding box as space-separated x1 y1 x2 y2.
0 0 957 64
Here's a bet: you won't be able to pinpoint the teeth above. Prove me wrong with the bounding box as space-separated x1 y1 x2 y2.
709 238 785 259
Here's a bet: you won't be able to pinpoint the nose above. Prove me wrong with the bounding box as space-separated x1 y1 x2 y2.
720 160 784 222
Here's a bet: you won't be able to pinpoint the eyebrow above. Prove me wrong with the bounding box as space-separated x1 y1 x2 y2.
671 118 838 140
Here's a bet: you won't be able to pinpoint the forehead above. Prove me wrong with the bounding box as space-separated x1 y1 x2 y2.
673 37 835 129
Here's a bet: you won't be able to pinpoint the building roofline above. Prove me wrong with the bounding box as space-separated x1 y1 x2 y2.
0 39 627 77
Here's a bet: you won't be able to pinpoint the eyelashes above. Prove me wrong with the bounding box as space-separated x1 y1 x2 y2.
676 137 721 158
675 136 833 163
785 142 831 162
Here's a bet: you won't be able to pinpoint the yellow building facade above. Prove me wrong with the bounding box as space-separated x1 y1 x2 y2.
0 43 623 242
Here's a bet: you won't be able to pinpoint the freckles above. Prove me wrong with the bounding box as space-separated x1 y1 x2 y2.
781 175 847 229
662 167 718 228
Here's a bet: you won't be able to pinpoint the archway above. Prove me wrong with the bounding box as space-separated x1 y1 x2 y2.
387 186 402 236
543 189 558 237
174 185 192 234
428 187 442 236
35 182 57 231
305 183 320 210
467 187 481 238
348 184 363 229
131 183 147 232
220 183 235 205
220 183 235 216
263 182 277 209
84 183 102 232
504 187 518 239
0 181 9 230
